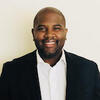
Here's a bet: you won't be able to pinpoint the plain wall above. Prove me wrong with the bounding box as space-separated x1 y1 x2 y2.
0 0 100 73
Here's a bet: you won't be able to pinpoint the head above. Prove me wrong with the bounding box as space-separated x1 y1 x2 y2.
32 7 68 59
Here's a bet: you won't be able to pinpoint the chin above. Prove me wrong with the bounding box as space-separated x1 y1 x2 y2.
42 52 57 59
38 49 57 59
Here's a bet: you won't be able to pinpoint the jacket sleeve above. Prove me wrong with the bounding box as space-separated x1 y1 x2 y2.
0 63 10 100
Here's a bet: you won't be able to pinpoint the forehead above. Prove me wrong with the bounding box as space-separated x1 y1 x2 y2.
35 12 65 27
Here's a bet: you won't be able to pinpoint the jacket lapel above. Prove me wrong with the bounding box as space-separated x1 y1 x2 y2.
65 51 78 100
65 51 87 100
27 50 42 100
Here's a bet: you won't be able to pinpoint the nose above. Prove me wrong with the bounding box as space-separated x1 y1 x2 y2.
44 29 55 39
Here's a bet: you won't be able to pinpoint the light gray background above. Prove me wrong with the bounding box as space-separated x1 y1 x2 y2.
0 0 100 73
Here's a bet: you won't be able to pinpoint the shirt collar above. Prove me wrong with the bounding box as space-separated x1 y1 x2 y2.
60 49 66 66
36 50 46 64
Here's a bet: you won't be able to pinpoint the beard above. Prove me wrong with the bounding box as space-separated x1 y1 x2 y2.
34 38 64 59
38 47 60 59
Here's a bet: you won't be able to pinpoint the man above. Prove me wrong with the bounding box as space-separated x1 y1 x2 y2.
0 7 100 100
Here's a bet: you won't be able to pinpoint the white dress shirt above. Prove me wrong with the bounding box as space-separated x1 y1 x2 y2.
36 50 67 100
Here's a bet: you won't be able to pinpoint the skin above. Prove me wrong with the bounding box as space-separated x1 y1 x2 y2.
32 8 68 66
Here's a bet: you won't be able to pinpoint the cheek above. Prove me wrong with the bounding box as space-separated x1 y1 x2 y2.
57 32 66 41
34 33 44 40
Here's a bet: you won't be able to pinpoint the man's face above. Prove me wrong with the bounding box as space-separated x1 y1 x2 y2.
32 12 67 58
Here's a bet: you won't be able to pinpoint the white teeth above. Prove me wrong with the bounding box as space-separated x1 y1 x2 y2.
45 42 55 44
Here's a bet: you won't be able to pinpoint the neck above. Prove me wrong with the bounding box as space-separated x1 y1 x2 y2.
40 51 62 67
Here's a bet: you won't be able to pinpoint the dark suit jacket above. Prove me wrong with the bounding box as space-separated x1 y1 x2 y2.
0 50 100 100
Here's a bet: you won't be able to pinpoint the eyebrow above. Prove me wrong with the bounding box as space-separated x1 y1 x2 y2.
36 25 45 28
36 24 63 28
53 24 62 27
37 24 62 27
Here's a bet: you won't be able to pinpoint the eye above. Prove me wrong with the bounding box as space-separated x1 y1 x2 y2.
54 27 61 31
37 27 46 32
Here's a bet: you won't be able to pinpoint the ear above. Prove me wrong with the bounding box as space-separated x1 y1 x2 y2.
32 28 34 34
31 28 35 41
65 28 68 40
65 28 68 33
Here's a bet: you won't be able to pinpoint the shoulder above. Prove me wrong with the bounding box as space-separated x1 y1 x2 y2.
2 50 37 72
64 50 98 70
6 50 36 63
13 50 36 63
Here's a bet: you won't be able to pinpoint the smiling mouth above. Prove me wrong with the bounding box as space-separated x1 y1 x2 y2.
43 40 57 47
